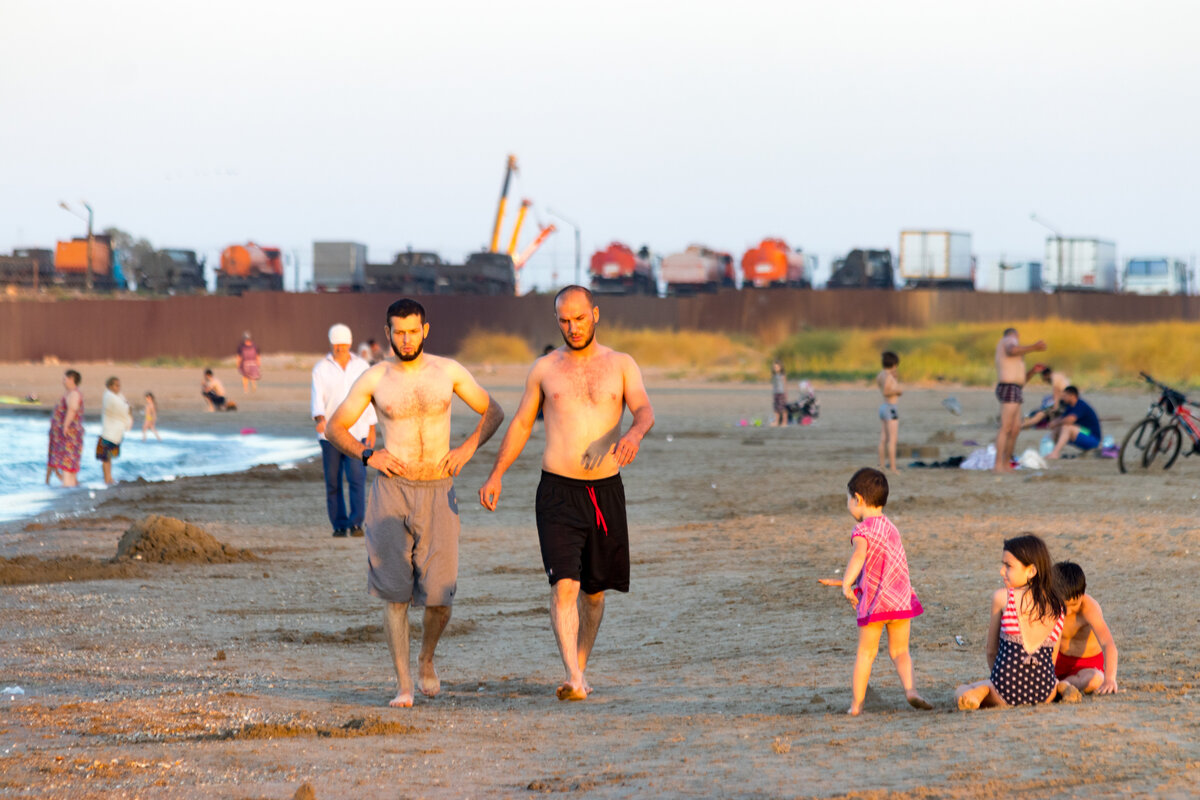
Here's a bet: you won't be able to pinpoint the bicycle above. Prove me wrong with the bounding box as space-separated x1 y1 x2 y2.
1117 372 1187 473
1142 399 1200 470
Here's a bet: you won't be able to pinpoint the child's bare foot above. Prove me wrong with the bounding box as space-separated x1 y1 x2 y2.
388 691 414 708
1057 682 1082 704
955 688 981 710
846 704 863 716
417 660 440 697
906 692 933 710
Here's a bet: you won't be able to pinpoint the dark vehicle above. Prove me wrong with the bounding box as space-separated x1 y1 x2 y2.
365 251 441 294
365 250 515 296
826 249 894 289
136 249 206 293
0 248 55 287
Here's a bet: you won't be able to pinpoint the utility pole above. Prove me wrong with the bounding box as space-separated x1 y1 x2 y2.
59 200 95 292
547 208 580 287
1030 213 1064 290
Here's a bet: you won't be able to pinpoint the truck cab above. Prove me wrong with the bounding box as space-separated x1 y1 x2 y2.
1123 257 1189 296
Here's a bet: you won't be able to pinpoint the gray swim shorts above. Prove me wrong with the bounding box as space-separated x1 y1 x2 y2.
879 402 898 421
364 475 460 607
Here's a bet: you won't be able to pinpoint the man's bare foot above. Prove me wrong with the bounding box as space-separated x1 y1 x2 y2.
847 705 862 716
556 682 588 701
388 691 414 708
906 692 933 710
418 660 440 697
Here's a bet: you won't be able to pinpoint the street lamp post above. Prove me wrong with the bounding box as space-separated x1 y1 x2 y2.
1030 213 1064 291
547 207 581 288
59 200 95 292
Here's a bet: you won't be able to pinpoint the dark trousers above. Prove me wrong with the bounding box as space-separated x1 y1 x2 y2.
320 439 366 530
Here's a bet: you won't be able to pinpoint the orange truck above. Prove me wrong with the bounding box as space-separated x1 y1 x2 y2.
589 242 656 295
740 238 810 288
54 236 120 289
217 243 285 293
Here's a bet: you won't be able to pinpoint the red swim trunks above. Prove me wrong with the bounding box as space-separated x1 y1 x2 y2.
1055 650 1104 679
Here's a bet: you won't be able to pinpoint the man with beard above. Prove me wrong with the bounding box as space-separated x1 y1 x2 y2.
327 298 504 708
479 285 654 701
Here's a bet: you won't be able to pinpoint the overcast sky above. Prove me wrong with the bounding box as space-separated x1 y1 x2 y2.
2 0 1197 290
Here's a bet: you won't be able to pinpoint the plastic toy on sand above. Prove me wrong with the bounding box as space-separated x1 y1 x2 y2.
240 428 257 435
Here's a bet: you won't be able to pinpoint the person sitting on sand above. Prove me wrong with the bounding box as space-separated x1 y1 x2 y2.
1053 561 1119 695
201 369 236 412
955 534 1079 709
1047 386 1100 459
820 468 931 716
876 351 902 472
1021 364 1070 430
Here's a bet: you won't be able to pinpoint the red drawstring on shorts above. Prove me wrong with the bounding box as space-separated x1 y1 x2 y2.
586 485 608 535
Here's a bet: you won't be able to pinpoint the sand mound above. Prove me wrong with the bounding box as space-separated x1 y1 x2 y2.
0 555 144 586
115 515 258 564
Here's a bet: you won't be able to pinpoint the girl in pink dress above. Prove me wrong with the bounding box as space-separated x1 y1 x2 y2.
47 370 85 487
824 467 932 715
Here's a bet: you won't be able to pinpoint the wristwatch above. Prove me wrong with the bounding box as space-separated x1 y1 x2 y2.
361 448 374 465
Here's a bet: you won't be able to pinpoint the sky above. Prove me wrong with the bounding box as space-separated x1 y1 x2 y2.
2 0 1197 291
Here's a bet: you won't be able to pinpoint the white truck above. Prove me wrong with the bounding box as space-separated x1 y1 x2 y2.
898 230 973 289
975 258 1043 293
1042 238 1117 292
1123 257 1190 296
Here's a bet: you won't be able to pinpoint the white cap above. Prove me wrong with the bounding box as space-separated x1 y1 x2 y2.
328 323 352 346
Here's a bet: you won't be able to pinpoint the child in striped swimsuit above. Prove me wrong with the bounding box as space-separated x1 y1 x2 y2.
824 468 932 715
956 534 1080 709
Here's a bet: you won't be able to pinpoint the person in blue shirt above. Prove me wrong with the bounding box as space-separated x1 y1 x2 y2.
1048 386 1101 459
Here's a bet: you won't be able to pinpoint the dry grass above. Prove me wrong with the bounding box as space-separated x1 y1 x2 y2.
456 320 1200 389
774 319 1200 388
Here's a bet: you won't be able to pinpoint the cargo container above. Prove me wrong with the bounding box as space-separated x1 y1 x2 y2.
975 258 1043 293
660 245 735 295
1123 257 1189 296
55 236 123 290
217 242 285 293
740 238 811 288
314 241 368 291
589 242 655 295
1042 238 1117 292
899 230 973 289
0 248 55 288
826 249 894 289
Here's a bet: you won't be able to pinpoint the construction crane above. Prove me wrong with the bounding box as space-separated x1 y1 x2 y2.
489 155 519 254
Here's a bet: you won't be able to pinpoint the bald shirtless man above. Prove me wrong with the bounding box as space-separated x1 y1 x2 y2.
327 298 504 708
479 286 654 701
993 327 1047 474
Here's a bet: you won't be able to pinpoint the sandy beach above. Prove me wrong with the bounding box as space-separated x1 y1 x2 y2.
1 360 1197 799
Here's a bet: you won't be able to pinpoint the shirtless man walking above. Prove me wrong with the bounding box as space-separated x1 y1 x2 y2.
479 286 654 701
327 299 504 708
993 327 1047 473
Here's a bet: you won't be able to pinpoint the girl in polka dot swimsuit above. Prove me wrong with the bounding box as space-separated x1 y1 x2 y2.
955 534 1079 709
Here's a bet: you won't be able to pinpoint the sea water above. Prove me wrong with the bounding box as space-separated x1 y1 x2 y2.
0 415 319 523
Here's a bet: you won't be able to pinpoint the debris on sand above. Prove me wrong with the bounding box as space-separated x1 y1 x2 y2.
0 554 144 586
115 515 258 564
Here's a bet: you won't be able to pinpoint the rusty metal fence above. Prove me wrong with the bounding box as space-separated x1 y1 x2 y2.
3 289 1198 362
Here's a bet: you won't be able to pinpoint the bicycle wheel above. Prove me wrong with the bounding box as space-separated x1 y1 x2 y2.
1118 418 1158 473
1143 425 1182 470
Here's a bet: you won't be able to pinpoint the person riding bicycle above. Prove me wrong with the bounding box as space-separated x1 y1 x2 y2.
1048 387 1101 459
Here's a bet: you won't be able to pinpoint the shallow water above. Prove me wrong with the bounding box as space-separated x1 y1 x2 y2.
0 415 319 522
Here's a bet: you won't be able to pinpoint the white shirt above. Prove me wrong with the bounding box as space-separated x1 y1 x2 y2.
311 352 377 442
100 390 133 444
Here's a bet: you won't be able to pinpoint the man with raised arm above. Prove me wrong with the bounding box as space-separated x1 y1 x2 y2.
327 298 504 708
479 285 655 701
993 326 1047 473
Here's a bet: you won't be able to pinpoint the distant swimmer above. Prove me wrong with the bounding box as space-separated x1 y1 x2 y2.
992 327 1046 473
326 299 503 708
479 285 655 701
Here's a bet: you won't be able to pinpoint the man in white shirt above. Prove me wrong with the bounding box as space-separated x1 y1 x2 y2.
97 376 133 485
312 324 378 537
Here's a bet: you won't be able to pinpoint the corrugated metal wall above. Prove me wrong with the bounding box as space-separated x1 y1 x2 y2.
3 290 1198 362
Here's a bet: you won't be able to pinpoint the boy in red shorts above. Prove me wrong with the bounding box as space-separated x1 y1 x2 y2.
1054 561 1120 695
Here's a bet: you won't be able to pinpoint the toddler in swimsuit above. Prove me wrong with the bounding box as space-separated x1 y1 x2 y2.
1053 561 1119 695
956 534 1079 709
821 467 932 715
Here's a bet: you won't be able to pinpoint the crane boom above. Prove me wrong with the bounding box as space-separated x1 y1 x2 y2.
507 199 532 256
514 223 557 270
488 154 519 253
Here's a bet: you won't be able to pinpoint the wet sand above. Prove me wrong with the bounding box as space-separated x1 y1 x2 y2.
1 360 1198 799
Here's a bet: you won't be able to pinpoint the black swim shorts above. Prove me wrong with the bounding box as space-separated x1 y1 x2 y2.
535 471 629 594
995 382 1023 404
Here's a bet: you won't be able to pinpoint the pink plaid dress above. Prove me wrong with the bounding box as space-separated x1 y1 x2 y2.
851 515 923 627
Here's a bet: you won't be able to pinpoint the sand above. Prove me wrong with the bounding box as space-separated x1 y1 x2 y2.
0 359 1198 799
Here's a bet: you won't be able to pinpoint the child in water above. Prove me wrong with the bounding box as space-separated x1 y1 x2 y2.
822 467 932 715
142 392 160 441
955 534 1080 709
1054 561 1119 695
